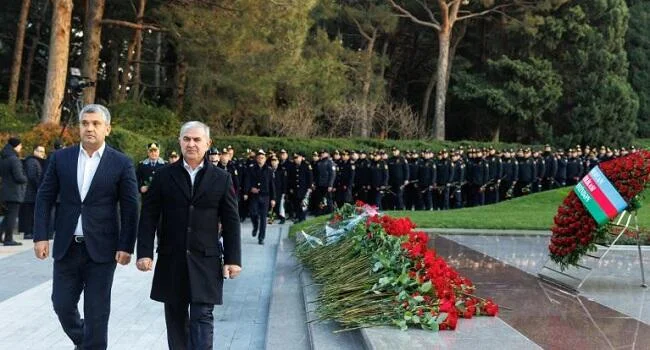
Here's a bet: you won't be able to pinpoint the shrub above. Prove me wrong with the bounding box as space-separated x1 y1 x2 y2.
109 102 182 139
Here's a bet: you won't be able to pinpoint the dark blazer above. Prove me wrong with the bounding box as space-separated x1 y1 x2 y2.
137 159 241 305
33 145 139 263
0 144 27 203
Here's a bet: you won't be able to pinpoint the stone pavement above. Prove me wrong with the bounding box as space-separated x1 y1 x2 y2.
0 221 284 350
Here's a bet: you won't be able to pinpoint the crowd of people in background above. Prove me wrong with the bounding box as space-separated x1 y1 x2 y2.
0 136 642 246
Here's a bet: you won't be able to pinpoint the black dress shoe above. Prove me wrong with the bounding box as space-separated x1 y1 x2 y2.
3 240 22 246
252 229 257 237
279 219 286 224
258 240 264 245
23 234 33 240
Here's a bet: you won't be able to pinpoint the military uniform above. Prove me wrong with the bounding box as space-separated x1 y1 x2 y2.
485 152 503 204
435 155 452 210
543 150 558 190
387 150 409 210
286 155 313 222
314 154 336 215
136 143 167 197
370 156 389 209
335 156 355 208
417 155 436 210
449 157 465 209
566 151 583 185
500 154 518 200
244 151 276 244
515 152 535 196
404 153 420 210
354 155 371 204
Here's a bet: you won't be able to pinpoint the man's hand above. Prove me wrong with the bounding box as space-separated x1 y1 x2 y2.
223 264 242 279
34 241 49 260
140 186 148 193
136 258 153 271
115 251 132 265
251 188 260 194
243 194 248 201
270 200 276 208
327 187 334 192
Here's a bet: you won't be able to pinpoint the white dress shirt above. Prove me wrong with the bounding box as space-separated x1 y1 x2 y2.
74 143 106 236
183 159 204 186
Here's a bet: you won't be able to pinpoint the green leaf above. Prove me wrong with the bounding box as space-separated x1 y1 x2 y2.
419 281 433 293
413 295 425 302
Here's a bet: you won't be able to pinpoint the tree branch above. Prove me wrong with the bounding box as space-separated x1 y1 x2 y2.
387 0 441 31
352 17 373 42
101 19 167 32
455 4 511 22
415 0 440 27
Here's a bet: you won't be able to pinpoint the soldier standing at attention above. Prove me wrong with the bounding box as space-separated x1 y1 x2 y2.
314 150 336 215
370 151 389 210
335 151 355 208
387 147 409 210
418 150 436 211
286 153 313 223
435 150 452 210
136 142 167 196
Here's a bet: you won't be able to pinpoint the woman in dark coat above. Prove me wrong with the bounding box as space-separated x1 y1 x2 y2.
18 145 46 239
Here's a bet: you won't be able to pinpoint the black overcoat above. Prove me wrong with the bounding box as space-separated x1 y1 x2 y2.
137 159 241 305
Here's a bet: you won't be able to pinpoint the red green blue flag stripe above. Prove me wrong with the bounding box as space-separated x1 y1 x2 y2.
574 166 627 225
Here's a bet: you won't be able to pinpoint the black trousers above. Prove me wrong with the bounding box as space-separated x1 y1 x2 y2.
18 202 35 235
249 195 269 241
165 302 215 350
1 202 20 243
52 242 117 349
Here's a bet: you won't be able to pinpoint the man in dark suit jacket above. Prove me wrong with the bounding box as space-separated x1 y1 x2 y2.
137 121 241 350
33 104 139 350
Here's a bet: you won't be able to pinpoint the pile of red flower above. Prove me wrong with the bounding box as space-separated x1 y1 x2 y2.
296 204 498 332
550 150 650 268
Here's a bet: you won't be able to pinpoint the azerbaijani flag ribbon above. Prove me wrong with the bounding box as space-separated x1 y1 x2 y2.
574 166 628 225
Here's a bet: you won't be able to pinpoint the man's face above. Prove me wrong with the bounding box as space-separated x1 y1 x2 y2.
321 152 329 160
220 153 230 163
169 155 179 163
148 148 160 160
209 154 219 163
271 159 279 168
80 112 111 149
179 127 210 163
280 152 288 161
294 156 302 164
34 146 46 159
256 155 266 165
392 150 399 157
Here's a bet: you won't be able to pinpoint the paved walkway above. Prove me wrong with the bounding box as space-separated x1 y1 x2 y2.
0 222 284 350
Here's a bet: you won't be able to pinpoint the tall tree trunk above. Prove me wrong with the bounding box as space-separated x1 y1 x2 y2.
433 28 451 140
131 0 147 100
154 31 162 98
492 122 501 143
22 0 49 106
8 0 32 110
174 54 187 115
109 40 120 103
41 0 73 124
118 36 137 101
81 0 105 105
422 67 436 131
360 30 377 138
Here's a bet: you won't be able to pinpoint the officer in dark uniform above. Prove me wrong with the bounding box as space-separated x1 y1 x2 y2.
387 147 409 210
485 147 503 204
500 149 518 200
515 148 535 196
555 149 568 187
435 150 452 210
309 151 320 214
278 149 293 219
405 150 422 210
566 149 583 185
418 150 436 210
449 152 465 209
335 151 355 208
244 150 276 244
136 142 167 196
532 150 545 193
370 151 389 209
237 149 252 222
469 149 489 206
353 150 370 204
286 153 313 222
542 145 558 190
270 155 287 224
314 150 336 215
216 148 240 195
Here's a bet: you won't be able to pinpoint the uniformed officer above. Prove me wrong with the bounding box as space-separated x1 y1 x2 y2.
542 145 558 190
215 147 240 196
207 146 221 165
566 149 583 185
335 151 355 208
555 149 568 187
405 150 421 210
500 149 518 200
485 147 503 204
418 150 437 210
270 155 287 224
435 150 452 210
515 148 535 196
469 149 489 206
243 150 276 244
353 150 370 204
387 147 409 210
286 153 313 222
449 152 465 209
167 150 179 164
532 150 546 193
314 150 336 215
370 151 389 209
136 142 167 196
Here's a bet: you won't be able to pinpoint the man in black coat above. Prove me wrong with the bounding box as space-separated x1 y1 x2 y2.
0 137 27 245
19 145 46 240
137 121 241 350
244 150 276 244
286 153 313 223
387 147 409 210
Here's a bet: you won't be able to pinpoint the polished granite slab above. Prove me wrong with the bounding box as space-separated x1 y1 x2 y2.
433 235 650 349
